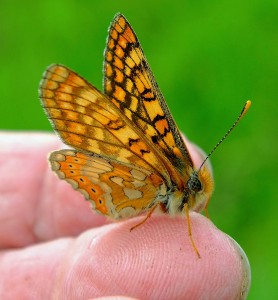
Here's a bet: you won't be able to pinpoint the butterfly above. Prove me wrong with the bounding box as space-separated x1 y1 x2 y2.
40 13 248 258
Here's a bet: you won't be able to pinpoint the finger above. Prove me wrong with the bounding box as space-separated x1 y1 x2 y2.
0 132 209 249
0 214 250 299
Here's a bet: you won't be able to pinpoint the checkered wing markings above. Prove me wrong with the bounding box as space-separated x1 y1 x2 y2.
39 64 169 180
50 150 164 218
103 14 193 175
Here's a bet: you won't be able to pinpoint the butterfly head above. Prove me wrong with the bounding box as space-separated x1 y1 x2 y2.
186 166 214 212
167 165 213 215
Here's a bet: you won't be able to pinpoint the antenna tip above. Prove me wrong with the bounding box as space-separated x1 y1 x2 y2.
246 100 252 108
241 100 252 118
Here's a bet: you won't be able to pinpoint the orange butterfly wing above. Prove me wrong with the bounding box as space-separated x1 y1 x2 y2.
50 150 166 219
103 14 194 187
40 65 169 180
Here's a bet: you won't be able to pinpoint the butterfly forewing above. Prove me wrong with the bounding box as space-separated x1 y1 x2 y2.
40 64 170 181
103 14 194 181
50 150 166 219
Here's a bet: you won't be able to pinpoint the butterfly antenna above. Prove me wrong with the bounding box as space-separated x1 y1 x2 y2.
198 100 251 172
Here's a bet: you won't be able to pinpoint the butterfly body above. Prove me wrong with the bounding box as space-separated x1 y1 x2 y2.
39 14 213 222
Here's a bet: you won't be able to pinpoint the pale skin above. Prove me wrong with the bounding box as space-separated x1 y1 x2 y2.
0 132 250 300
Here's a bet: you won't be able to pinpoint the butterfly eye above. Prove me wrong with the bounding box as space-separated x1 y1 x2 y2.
187 172 202 193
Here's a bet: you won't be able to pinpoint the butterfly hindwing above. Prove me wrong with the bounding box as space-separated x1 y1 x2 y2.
50 149 166 219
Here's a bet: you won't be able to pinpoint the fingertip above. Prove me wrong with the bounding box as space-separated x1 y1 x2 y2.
65 214 250 299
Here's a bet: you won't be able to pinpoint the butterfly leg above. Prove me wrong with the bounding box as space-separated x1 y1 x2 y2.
183 203 201 259
130 203 162 231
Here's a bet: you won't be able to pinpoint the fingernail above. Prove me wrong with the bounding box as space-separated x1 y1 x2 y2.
228 237 251 300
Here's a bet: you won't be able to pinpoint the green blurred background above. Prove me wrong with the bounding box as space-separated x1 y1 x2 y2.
1 1 277 298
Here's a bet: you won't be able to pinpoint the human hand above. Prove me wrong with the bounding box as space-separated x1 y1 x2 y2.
0 132 250 299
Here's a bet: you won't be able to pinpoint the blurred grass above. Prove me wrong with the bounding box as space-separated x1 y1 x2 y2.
0 1 277 299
